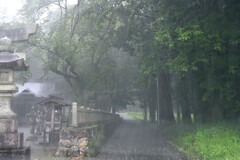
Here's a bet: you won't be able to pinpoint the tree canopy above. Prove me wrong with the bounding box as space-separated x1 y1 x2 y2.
15 0 240 121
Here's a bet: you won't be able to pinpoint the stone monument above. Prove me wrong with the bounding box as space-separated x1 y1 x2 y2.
0 24 37 160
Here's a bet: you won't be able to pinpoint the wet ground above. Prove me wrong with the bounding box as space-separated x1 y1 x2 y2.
19 113 190 160
89 113 190 160
18 127 62 160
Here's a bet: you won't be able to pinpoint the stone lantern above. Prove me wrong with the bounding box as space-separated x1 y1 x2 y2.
0 37 30 159
0 24 37 159
0 37 28 117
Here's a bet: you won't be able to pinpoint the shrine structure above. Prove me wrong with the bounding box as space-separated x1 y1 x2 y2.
36 95 70 143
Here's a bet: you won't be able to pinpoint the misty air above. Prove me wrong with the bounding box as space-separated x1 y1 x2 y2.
0 0 239 160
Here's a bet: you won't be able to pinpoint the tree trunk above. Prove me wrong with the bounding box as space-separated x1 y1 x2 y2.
181 102 191 123
180 75 192 123
177 106 180 122
148 86 156 123
158 69 175 122
144 106 147 121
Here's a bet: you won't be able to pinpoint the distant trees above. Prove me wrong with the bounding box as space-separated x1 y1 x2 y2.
151 0 240 122
118 0 240 122
19 0 137 111
18 0 240 121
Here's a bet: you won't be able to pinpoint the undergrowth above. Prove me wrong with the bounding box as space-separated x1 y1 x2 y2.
177 124 240 160
126 112 240 160
161 123 240 160
125 112 146 120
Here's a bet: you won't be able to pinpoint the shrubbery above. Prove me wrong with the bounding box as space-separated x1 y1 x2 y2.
175 124 240 160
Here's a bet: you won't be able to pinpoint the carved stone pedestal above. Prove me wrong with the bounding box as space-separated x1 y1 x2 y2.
0 96 31 160
0 118 21 147
0 117 31 160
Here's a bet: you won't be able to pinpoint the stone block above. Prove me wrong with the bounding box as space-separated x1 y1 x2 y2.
76 131 87 139
56 120 121 158
80 146 88 154
0 85 18 93
71 138 78 146
78 137 88 149
60 129 74 139
68 146 79 157
0 119 17 133
0 133 19 149
58 139 71 148
0 69 13 84
55 146 69 157
0 95 17 118
60 129 87 139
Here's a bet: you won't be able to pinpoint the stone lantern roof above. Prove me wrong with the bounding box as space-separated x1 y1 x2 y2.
0 37 28 71
0 53 28 71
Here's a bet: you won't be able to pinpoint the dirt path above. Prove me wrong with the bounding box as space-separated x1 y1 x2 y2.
90 113 190 160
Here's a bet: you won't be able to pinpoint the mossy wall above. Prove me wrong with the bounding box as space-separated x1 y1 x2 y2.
55 119 120 158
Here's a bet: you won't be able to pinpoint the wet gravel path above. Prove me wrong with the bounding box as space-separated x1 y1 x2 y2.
90 113 190 160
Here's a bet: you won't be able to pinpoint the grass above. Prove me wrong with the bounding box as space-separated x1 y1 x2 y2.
125 112 146 120
174 124 240 160
125 112 194 122
125 112 158 121
174 113 194 123
126 112 240 160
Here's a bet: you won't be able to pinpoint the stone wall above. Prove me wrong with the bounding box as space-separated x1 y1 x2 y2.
55 119 120 158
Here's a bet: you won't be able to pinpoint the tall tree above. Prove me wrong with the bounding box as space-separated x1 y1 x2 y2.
20 0 136 110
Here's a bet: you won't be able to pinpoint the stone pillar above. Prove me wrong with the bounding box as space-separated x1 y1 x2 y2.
0 69 17 118
0 68 20 149
72 102 78 127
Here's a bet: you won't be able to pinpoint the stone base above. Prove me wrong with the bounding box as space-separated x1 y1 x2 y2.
0 119 17 133
0 118 23 149
0 146 30 160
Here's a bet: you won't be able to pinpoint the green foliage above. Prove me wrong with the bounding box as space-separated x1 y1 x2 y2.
18 0 240 121
87 127 105 157
125 112 146 120
19 0 137 109
150 0 240 121
176 124 240 160
125 112 158 121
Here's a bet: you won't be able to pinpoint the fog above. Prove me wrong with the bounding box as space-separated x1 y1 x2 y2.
0 0 240 160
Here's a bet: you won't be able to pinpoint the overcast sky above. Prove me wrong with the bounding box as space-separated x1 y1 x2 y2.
0 0 23 22
0 0 77 23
